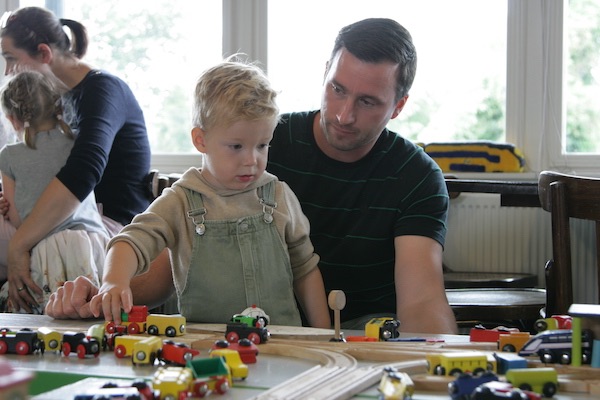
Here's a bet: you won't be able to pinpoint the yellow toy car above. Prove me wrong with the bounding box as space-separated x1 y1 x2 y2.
210 348 248 380
378 366 414 399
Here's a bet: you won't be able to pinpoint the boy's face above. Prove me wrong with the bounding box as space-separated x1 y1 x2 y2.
192 118 277 191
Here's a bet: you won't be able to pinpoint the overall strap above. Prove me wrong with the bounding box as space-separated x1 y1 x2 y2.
257 180 277 224
184 188 207 235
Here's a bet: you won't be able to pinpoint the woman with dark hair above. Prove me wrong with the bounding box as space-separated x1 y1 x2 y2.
0 6 151 313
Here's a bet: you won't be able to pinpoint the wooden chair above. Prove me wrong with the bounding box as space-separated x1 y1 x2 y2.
538 170 600 316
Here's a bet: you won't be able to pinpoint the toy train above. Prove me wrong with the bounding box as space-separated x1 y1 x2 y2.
225 305 271 344
0 328 99 358
104 305 186 337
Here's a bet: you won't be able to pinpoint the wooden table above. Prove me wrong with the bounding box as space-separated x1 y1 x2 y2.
445 178 540 207
0 314 595 399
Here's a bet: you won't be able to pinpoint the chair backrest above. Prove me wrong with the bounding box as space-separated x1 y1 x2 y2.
538 170 600 315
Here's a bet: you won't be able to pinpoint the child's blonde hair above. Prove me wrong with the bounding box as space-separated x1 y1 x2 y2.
1 70 73 148
192 57 279 131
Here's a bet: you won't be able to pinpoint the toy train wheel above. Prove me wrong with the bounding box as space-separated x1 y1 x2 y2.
434 365 445 376
540 350 554 364
147 325 159 335
77 344 87 359
535 320 548 332
226 331 240 343
543 382 557 397
106 322 116 334
128 323 140 334
501 344 516 352
0 340 7 354
449 368 462 377
193 382 209 397
62 342 71 356
115 345 127 358
15 341 29 355
165 327 176 337
214 378 229 394
248 332 260 344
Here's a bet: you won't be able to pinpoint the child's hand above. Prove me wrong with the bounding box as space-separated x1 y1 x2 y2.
89 281 134 325
0 194 9 218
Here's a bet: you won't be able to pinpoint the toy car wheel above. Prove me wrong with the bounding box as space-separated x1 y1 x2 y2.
449 368 462 377
16 341 30 355
115 345 127 358
128 323 140 334
193 382 209 397
434 365 446 376
543 382 558 397
0 340 8 354
147 325 159 335
535 320 548 332
62 342 71 356
214 339 229 348
226 331 240 343
248 332 261 344
165 327 176 337
501 343 516 352
215 378 229 394
559 352 571 365
540 350 554 364
77 344 87 359
105 322 116 334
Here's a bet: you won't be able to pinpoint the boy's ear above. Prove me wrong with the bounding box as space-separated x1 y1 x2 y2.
191 127 207 153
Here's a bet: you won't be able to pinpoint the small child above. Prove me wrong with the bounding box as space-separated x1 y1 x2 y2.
90 60 331 328
0 70 109 313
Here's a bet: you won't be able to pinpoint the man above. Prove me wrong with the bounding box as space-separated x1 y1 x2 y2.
46 18 457 334
267 18 456 333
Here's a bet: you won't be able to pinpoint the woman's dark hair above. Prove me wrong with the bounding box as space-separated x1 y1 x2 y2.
330 18 417 102
1 7 88 59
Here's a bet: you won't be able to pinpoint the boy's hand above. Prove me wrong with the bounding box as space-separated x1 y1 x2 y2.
0 193 9 218
90 281 133 325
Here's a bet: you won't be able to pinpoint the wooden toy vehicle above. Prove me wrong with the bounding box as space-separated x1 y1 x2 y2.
534 315 572 332
469 325 519 343
73 380 157 400
160 340 200 366
37 327 62 352
61 331 100 358
152 366 194 400
426 351 496 377
86 324 109 351
105 305 149 335
498 332 531 353
114 335 147 359
237 305 270 327
146 314 186 337
132 336 163 366
365 317 400 341
505 367 558 398
448 371 498 400
378 366 414 400
493 352 527 374
518 329 594 364
212 338 259 364
0 328 44 355
226 322 269 344
472 380 540 400
186 357 232 396
210 348 248 380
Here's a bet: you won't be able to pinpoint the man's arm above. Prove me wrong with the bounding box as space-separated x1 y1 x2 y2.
394 235 458 334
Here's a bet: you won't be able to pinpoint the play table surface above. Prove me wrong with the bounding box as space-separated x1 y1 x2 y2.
0 313 596 399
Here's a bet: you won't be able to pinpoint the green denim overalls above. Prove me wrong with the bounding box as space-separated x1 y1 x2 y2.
179 181 302 326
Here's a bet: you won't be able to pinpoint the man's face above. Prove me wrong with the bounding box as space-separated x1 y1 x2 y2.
318 48 407 162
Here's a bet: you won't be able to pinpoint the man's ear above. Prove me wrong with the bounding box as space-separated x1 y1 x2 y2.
191 127 207 153
36 43 53 64
390 95 409 120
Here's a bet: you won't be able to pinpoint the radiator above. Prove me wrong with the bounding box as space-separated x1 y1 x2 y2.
443 193 598 304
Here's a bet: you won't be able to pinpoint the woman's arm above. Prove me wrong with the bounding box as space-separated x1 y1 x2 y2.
8 178 80 312
1 173 21 227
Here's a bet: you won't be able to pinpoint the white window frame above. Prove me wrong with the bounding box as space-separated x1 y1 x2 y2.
7 0 597 177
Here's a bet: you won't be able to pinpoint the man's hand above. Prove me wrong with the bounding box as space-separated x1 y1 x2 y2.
45 276 100 319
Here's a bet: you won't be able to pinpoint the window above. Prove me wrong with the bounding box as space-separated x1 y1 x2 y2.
269 0 507 144
10 0 600 175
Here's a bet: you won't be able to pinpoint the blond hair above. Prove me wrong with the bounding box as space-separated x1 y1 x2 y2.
192 58 279 131
1 70 73 148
